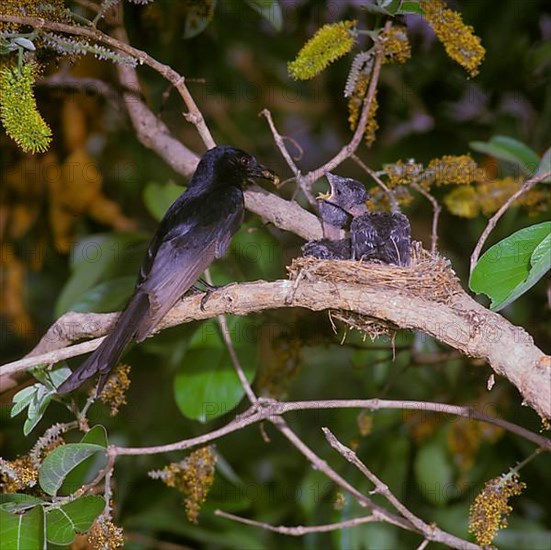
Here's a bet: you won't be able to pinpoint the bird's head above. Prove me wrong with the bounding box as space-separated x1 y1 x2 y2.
195 146 279 189
321 173 370 210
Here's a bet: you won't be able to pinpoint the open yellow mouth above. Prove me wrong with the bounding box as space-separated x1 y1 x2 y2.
317 191 332 200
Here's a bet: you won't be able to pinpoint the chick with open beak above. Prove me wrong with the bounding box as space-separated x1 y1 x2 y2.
317 173 370 239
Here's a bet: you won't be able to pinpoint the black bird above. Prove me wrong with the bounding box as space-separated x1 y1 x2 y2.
302 238 351 260
314 172 411 266
317 172 369 239
303 173 369 260
350 212 411 266
58 146 277 394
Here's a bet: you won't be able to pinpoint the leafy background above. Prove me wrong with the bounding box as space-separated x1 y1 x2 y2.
1 1 550 548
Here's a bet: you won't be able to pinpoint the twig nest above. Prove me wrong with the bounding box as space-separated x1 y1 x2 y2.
289 242 462 305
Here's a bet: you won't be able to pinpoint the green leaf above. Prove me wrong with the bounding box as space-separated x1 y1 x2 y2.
535 147 551 182
32 365 72 391
470 135 540 175
0 493 44 514
68 276 135 314
11 386 36 418
174 318 257 422
60 426 108 497
470 222 551 311
46 495 105 545
397 1 425 15
13 37 36 51
414 437 453 506
39 444 107 497
23 384 50 436
16 366 72 435
245 0 283 31
228 222 283 281
143 181 183 222
56 233 148 316
0 505 45 549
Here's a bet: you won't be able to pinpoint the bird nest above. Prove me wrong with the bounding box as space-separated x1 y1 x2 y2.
287 242 463 341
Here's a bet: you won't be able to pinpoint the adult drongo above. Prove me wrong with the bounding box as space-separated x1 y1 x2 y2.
58 146 277 393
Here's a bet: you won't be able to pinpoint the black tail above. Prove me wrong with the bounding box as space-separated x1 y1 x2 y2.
57 293 149 394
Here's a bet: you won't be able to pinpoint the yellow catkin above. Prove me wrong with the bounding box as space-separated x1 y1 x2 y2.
99 364 131 416
0 62 52 153
444 186 479 218
469 473 526 546
428 155 485 185
0 456 38 492
347 74 378 146
151 446 217 523
420 0 485 77
87 517 125 550
379 26 411 64
289 21 356 80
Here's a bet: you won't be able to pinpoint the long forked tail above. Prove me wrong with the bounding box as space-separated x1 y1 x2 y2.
57 293 149 394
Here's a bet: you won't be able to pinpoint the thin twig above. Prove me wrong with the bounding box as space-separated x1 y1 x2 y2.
215 509 377 535
108 398 551 456
411 182 441 255
0 14 215 148
268 416 414 532
470 170 551 274
351 154 397 210
269 417 479 549
259 22 389 196
260 109 301 176
203 270 257 404
323 427 436 539
260 108 314 205
301 21 390 190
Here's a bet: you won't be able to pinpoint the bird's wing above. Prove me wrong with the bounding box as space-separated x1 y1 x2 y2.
134 187 244 341
351 215 379 260
387 213 411 266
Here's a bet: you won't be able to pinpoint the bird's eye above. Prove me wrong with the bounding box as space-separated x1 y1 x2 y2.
240 156 251 166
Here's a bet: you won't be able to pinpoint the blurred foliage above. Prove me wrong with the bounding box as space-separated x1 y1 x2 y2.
1 1 550 549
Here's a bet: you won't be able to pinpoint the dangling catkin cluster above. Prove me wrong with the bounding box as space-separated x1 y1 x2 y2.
0 62 52 153
288 21 357 80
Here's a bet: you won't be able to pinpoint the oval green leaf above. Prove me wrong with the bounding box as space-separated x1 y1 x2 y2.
470 222 551 311
535 147 551 182
60 426 109 496
174 318 257 422
39 444 107 497
69 276 135 314
46 495 105 545
143 181 183 222
0 505 45 549
57 233 148 316
470 135 540 175
414 438 453 506
245 0 283 31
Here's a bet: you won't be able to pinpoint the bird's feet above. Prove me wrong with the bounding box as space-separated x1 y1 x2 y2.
198 279 225 311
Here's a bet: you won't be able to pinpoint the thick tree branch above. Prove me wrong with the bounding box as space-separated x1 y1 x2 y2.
5 267 550 418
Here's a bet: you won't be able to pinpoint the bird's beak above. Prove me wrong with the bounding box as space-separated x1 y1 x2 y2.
317 172 337 201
